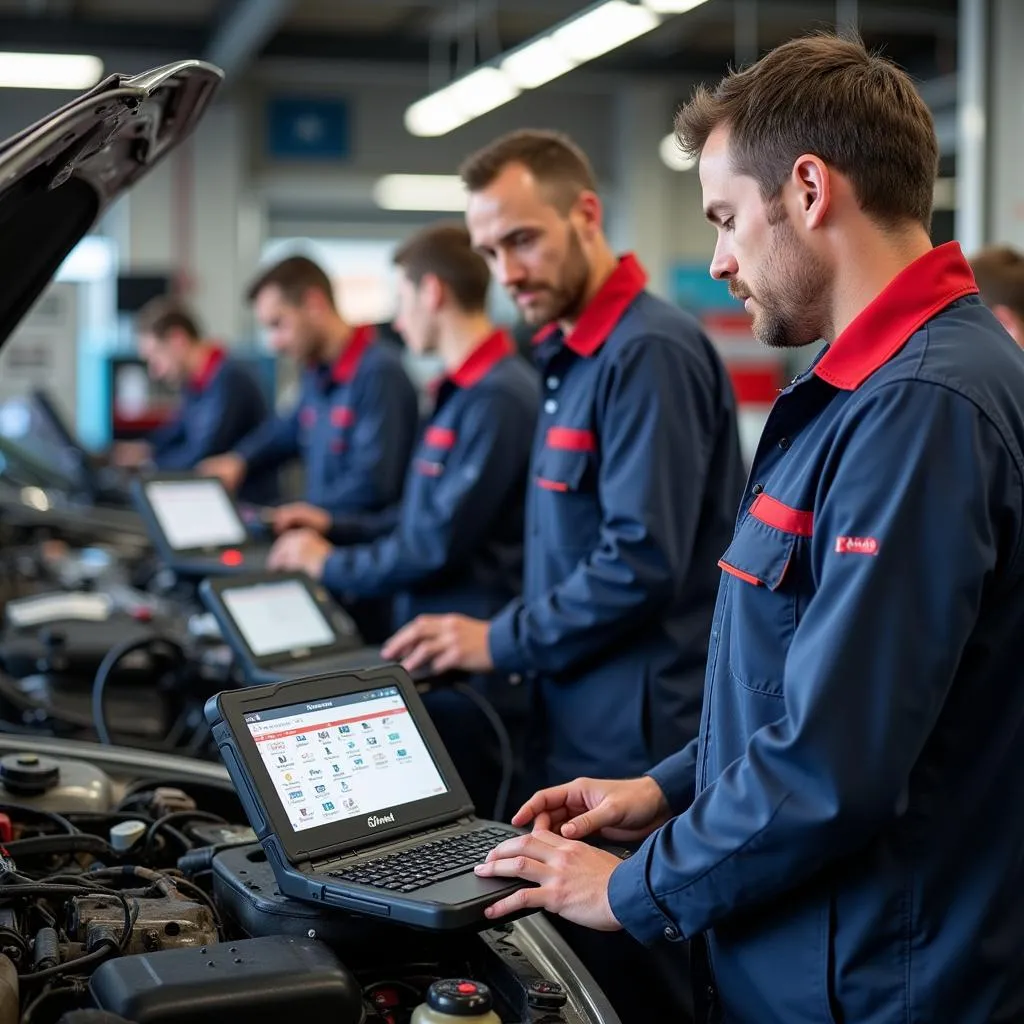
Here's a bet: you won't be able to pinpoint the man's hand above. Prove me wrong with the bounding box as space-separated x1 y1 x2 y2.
474 829 623 930
267 528 333 579
110 440 151 469
272 502 331 536
381 614 493 674
197 453 246 492
513 776 672 843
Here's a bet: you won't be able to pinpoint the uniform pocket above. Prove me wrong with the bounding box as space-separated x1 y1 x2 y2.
533 447 599 552
719 501 808 696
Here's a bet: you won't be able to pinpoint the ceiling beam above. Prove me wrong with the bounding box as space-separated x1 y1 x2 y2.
204 0 295 83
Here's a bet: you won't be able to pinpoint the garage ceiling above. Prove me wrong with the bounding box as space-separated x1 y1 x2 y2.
0 0 958 81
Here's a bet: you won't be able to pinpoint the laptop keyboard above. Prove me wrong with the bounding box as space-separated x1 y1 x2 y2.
327 826 518 893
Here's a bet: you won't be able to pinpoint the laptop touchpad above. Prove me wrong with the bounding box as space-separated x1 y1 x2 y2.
416 873 529 904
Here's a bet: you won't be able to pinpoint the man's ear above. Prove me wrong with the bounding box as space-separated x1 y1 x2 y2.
572 189 604 240
791 154 831 230
992 304 1024 347
420 273 445 312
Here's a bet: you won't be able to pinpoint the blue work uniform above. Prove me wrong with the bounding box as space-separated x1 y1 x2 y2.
488 255 745 786
149 347 278 505
319 329 539 628
233 326 419 516
608 243 1024 1024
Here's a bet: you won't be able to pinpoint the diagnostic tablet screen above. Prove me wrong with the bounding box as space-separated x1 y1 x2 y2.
222 579 336 658
145 479 247 551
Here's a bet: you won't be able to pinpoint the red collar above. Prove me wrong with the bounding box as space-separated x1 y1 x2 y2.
189 346 226 391
330 324 376 384
448 329 515 388
532 254 648 357
814 242 979 391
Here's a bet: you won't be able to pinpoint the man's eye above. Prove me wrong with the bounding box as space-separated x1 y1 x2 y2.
723 218 735 232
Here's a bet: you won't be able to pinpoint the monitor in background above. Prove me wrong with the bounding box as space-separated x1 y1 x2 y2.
222 579 337 658
116 274 173 314
109 356 178 441
244 684 448 833
144 477 247 551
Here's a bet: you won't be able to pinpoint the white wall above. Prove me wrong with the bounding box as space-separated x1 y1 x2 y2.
987 0 1024 250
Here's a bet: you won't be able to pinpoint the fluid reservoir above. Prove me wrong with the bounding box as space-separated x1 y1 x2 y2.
411 980 501 1024
0 753 113 814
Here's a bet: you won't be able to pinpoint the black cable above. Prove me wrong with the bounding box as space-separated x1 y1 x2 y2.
0 802 77 836
29 875 135 953
452 682 513 822
143 810 226 858
91 634 185 746
4 834 110 859
162 874 223 935
19 939 117 983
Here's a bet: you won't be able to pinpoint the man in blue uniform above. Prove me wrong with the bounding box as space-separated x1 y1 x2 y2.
266 222 539 815
970 245 1024 347
385 130 744 792
199 255 418 526
113 297 278 505
473 36 1024 1024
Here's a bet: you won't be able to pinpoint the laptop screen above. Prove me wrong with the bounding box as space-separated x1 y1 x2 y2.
244 685 448 833
145 478 247 551
221 579 336 658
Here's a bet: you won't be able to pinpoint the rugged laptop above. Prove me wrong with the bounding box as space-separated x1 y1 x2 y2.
199 572 383 684
131 472 273 577
204 666 528 931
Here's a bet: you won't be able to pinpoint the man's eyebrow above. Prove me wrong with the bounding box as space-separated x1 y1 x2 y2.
704 202 731 224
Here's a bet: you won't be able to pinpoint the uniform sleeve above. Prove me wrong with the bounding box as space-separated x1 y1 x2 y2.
607 381 1023 944
646 739 700 816
148 416 186 465
233 399 301 476
488 334 721 676
321 390 531 599
154 372 266 469
316 361 418 516
325 504 403 545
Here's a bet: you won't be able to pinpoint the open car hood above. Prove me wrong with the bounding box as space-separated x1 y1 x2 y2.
0 60 222 346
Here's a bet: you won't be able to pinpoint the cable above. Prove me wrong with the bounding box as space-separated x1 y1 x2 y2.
91 634 184 746
143 810 226 858
452 682 513 822
0 803 77 836
4 834 111 859
19 940 116 983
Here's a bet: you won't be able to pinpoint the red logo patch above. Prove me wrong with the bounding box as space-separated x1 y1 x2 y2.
835 536 879 556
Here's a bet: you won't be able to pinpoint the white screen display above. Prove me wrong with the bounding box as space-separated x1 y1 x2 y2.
222 580 337 658
245 686 448 832
145 479 247 551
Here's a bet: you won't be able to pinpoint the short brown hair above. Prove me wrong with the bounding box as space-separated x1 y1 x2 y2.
459 129 597 214
394 222 490 313
970 246 1024 318
246 255 335 308
674 34 939 230
135 297 202 342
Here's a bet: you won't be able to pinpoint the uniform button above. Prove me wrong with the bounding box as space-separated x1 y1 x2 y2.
752 483 764 495
508 673 522 685
544 399 558 414
663 925 680 941
778 437 791 451
546 376 560 390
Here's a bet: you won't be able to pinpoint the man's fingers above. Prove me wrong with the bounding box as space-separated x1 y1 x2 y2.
482 885 548 920
510 785 574 827
382 617 439 660
401 638 449 675
484 829 564 865
560 804 618 840
474 854 548 884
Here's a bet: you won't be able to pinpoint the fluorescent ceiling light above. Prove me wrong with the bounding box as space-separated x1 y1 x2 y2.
552 1 659 63
405 66 519 137
659 132 697 171
0 52 103 90
501 37 578 90
373 174 468 212
642 0 710 12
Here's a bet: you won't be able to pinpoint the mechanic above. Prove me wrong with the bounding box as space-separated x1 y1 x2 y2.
112 297 279 505
970 244 1024 347
266 222 539 814
473 35 1024 1024
199 255 419 525
384 129 744 793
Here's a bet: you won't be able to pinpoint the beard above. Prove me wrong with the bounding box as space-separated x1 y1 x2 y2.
731 218 831 349
514 228 591 326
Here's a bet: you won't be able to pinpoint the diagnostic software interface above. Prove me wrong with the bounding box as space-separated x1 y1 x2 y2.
222 579 336 658
145 479 247 551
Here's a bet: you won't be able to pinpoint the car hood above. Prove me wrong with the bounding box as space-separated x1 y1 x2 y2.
0 60 222 346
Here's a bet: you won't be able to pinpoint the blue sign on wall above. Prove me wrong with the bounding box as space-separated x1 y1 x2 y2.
670 263 741 313
266 96 350 160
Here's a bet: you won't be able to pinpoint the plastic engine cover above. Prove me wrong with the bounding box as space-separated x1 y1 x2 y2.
89 934 363 1024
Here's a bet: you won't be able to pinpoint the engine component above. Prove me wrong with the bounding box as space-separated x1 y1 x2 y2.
0 954 17 1024
412 980 501 1023
89 935 363 1024
0 752 112 813
150 788 196 818
109 820 147 852
71 888 217 956
32 927 59 972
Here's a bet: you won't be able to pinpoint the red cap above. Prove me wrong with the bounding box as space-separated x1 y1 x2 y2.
457 983 477 994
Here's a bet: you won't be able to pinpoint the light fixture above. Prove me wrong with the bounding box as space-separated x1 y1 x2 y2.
642 0 710 12
372 174 468 212
659 132 697 171
0 52 103 90
405 0 711 138
550 1 659 64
